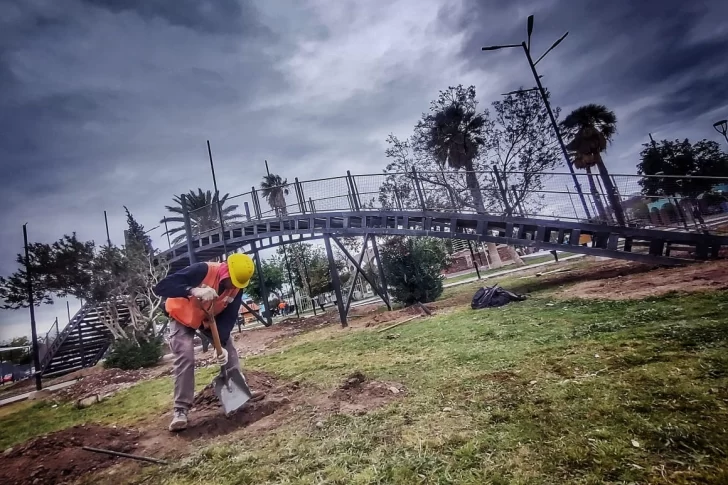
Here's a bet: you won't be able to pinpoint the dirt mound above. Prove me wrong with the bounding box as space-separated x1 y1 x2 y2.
169 370 295 440
0 425 140 485
278 313 338 331
55 368 150 402
327 372 405 415
552 259 728 300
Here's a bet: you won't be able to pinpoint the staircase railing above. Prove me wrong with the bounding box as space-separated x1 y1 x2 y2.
38 318 60 363
39 304 92 372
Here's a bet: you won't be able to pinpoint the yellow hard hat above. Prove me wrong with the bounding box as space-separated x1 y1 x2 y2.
227 253 255 289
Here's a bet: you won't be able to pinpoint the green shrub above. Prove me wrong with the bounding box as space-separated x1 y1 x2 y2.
381 236 450 305
104 336 164 370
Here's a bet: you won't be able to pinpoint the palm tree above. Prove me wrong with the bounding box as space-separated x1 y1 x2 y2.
418 86 488 212
261 173 289 217
416 85 506 267
162 189 243 245
562 104 625 225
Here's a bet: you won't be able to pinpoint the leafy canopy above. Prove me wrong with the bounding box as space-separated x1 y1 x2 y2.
381 237 450 305
637 138 728 198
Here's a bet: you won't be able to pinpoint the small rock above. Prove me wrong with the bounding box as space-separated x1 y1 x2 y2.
389 386 401 395
315 421 324 428
442 407 453 412
3 447 13 456
529 380 538 385
631 439 640 448
76 394 100 409
594 354 600 358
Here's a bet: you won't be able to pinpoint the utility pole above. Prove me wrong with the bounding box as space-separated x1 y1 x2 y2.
104 211 112 247
482 15 593 221
207 140 228 258
23 224 42 390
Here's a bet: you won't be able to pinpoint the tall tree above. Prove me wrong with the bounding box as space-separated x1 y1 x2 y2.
414 85 490 212
162 189 243 245
487 89 562 215
412 86 505 268
638 138 728 201
245 256 285 302
124 206 152 254
561 104 624 224
484 89 563 265
0 234 95 310
261 173 290 217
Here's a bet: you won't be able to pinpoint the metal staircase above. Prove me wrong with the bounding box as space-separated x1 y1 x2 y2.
38 301 132 377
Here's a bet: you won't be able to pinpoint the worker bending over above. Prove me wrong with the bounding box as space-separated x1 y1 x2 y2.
154 253 259 431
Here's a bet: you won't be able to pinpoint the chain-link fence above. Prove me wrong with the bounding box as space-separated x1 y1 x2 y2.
163 171 728 247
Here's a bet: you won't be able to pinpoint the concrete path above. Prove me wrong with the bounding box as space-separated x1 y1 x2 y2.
0 378 78 407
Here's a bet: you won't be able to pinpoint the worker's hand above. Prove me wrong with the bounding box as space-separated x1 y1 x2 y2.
216 348 229 366
190 286 218 302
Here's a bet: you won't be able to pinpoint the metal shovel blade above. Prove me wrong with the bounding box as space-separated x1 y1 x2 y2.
213 368 253 415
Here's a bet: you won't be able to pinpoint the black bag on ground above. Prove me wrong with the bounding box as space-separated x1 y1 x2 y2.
471 284 526 310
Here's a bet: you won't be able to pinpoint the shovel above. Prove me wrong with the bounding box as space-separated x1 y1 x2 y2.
203 309 254 415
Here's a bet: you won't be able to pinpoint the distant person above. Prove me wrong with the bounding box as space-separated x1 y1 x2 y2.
550 250 559 262
317 293 326 312
278 300 286 316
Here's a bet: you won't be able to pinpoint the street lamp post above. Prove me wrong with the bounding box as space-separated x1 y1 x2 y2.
482 16 593 221
714 120 728 145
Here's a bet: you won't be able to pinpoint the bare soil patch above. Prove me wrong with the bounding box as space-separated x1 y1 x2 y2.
550 259 728 300
55 368 153 402
0 424 141 485
141 369 405 449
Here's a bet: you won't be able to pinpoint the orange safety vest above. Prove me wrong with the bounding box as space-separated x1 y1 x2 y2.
165 262 239 329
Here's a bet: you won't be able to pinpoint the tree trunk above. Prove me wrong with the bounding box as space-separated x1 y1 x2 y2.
585 166 609 223
594 156 626 226
463 167 503 269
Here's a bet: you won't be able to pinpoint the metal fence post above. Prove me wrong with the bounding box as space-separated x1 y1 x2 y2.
295 177 306 214
347 171 361 211
412 167 427 211
251 187 262 220
244 201 251 221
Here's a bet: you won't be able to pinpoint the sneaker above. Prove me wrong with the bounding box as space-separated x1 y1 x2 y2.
168 408 188 432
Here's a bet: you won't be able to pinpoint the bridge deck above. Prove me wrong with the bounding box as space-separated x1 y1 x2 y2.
157 211 728 272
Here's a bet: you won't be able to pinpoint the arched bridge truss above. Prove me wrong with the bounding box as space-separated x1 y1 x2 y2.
157 210 728 327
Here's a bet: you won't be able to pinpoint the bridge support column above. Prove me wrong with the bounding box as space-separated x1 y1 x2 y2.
252 241 273 326
370 236 390 308
332 234 392 315
324 234 347 327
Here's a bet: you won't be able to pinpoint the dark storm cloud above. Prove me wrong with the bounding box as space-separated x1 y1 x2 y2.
2 0 728 338
80 0 264 35
454 0 728 170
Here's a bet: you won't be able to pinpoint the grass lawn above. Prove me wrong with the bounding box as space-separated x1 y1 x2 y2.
444 252 575 285
2 271 728 484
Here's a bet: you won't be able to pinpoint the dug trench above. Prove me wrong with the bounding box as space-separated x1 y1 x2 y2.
1 370 405 484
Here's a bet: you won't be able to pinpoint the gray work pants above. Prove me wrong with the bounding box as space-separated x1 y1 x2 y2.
168 320 241 411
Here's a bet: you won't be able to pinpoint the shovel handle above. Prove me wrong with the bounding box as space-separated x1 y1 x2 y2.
206 315 226 359
195 299 225 359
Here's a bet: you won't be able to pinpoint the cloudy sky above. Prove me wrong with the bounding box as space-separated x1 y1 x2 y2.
1 0 727 340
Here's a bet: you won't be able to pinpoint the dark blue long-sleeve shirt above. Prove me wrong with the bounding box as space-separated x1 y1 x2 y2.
154 263 242 345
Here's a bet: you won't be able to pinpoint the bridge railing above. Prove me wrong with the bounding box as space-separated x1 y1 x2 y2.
174 171 728 247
